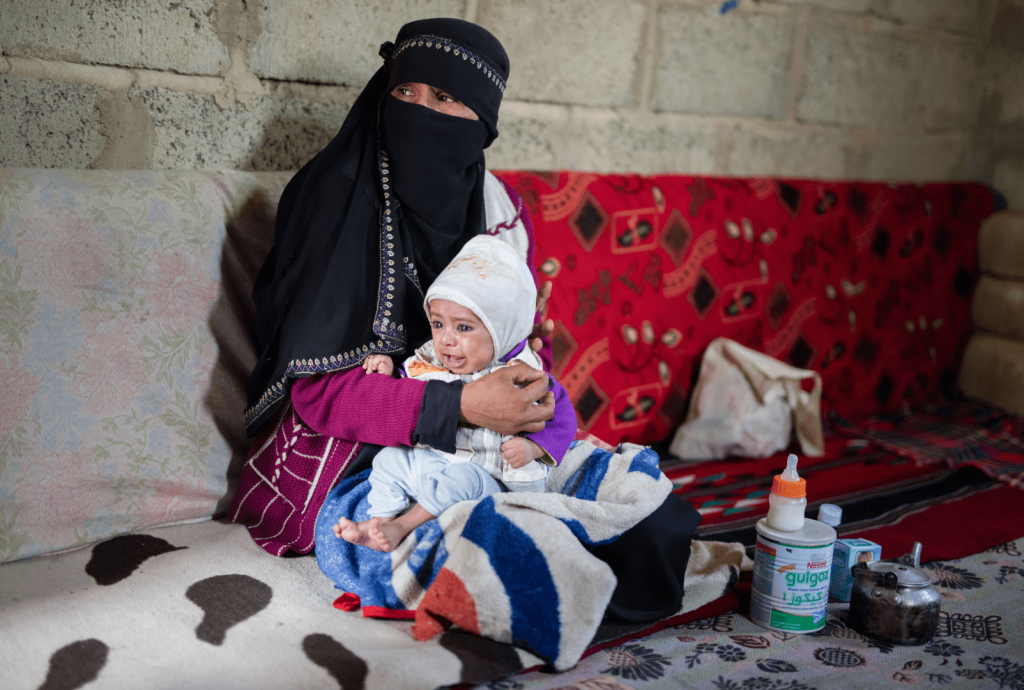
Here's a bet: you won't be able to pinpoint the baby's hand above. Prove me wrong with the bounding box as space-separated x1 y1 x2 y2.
501 436 543 469
362 354 394 376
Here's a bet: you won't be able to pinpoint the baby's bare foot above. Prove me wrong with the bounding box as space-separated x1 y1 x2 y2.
366 517 411 552
335 517 377 547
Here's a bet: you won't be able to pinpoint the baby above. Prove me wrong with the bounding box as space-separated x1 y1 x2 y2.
335 235 576 552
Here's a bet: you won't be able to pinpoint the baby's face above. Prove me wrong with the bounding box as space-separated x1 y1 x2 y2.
428 299 494 375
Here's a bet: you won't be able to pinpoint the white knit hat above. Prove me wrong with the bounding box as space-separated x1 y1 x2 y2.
424 235 537 366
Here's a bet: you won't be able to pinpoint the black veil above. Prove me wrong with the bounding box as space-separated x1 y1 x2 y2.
244 19 510 436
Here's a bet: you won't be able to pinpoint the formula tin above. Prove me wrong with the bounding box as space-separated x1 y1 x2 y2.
750 518 837 633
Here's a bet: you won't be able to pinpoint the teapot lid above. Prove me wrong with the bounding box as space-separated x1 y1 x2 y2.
863 561 933 588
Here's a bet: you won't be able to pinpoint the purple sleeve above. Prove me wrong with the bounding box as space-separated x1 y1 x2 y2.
291 368 427 446
526 375 576 465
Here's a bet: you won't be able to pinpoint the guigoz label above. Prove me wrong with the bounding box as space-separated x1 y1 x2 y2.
752 536 834 632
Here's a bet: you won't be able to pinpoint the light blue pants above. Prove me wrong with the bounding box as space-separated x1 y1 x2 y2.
366 447 503 518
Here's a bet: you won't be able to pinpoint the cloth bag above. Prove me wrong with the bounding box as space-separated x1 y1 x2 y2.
669 337 824 460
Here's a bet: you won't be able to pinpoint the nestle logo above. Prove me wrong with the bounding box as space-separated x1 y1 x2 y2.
807 561 828 569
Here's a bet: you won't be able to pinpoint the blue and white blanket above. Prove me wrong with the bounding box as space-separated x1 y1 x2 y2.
315 440 674 670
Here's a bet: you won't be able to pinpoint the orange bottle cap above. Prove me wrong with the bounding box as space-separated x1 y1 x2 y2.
772 474 806 498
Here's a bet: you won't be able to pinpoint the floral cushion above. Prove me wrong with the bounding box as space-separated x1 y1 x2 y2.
0 169 291 562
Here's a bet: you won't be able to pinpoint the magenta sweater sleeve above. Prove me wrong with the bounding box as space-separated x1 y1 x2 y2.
291 368 427 446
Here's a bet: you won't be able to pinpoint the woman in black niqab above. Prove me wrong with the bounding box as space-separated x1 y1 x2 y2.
244 18 510 436
237 18 700 627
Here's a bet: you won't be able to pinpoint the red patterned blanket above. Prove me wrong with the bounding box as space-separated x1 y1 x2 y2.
495 171 998 446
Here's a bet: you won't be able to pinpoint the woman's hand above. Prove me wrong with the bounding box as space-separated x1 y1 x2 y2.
531 281 554 353
460 366 555 435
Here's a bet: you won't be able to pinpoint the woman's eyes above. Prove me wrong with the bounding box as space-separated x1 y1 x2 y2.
392 85 471 118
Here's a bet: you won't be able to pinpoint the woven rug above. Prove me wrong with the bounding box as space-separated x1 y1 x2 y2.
474 535 1024 690
831 398 1024 488
660 423 1024 563
0 519 745 689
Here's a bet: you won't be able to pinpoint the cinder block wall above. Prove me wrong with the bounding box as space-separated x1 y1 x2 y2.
2 0 1023 410
0 0 1019 195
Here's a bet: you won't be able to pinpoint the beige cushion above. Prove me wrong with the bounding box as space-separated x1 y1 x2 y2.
973 275 1024 341
960 333 1024 416
979 212 1024 281
0 168 291 561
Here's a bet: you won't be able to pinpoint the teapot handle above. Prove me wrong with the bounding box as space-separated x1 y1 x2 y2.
898 542 923 569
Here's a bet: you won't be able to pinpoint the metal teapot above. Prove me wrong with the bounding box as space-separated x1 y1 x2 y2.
847 542 940 645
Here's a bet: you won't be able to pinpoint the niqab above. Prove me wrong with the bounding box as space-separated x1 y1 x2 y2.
244 18 509 436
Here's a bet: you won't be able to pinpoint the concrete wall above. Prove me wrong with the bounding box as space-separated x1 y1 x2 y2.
976 0 1024 212
0 0 1019 197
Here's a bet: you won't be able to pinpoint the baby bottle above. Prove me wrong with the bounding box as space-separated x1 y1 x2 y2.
767 454 807 531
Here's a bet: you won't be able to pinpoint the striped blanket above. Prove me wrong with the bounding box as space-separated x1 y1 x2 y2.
315 440 676 670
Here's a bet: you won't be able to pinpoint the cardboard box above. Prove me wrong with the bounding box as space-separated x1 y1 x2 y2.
830 538 882 601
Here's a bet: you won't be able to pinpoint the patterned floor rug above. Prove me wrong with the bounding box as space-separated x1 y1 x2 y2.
478 535 1024 690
